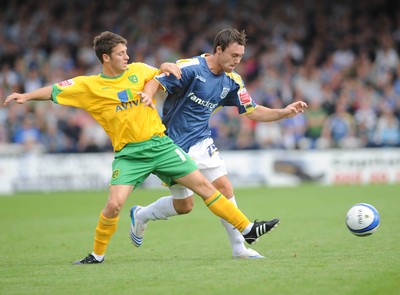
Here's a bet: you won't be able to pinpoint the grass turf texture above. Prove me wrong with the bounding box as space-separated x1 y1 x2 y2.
1 184 399 295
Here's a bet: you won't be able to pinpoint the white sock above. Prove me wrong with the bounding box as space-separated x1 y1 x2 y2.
220 196 247 254
92 252 104 261
137 196 178 223
241 223 254 236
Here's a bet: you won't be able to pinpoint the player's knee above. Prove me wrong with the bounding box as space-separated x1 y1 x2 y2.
173 197 194 214
212 177 234 197
105 200 123 217
198 177 215 191
216 183 234 198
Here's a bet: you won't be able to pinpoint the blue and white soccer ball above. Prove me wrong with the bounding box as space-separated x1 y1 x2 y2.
346 203 380 236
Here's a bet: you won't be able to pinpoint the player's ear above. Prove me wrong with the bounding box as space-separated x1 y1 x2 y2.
102 53 111 63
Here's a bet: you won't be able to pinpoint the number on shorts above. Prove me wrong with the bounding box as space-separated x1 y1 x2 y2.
207 143 218 157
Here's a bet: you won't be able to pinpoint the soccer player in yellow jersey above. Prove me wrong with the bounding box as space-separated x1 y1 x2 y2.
3 31 277 264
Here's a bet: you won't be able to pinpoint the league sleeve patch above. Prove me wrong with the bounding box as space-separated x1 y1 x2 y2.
57 79 74 87
238 87 255 113
239 87 252 105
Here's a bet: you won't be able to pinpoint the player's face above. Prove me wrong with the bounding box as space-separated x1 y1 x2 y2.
217 42 244 73
106 43 129 74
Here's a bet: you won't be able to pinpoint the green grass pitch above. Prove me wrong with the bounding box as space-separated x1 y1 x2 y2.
1 184 399 295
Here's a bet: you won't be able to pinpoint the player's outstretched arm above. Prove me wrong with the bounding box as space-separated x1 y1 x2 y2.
3 86 53 107
281 100 308 118
246 100 308 122
138 79 162 109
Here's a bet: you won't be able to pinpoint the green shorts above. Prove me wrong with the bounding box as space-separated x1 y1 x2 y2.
111 135 198 188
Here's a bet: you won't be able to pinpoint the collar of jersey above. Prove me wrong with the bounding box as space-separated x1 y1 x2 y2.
100 70 127 79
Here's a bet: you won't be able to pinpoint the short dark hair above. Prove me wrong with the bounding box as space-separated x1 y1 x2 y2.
93 31 127 63
213 29 247 53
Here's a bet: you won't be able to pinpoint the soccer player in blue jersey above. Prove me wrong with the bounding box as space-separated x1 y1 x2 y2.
131 29 308 259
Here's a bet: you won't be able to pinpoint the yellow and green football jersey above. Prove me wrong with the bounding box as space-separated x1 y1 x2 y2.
51 62 166 151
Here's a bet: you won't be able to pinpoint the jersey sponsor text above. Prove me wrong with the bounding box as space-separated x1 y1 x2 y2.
188 92 218 110
116 100 140 112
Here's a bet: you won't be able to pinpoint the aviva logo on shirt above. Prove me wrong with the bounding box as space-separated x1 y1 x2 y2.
116 88 141 112
117 89 134 102
117 75 138 102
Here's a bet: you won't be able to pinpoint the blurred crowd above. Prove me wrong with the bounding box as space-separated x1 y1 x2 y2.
1 0 400 153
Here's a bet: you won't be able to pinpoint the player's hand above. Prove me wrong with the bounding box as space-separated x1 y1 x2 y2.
138 91 155 109
282 100 308 118
3 93 27 106
160 62 181 79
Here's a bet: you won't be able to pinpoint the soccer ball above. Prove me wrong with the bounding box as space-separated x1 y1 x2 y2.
345 203 380 236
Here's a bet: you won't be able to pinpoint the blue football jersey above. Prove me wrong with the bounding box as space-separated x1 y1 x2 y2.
156 54 258 152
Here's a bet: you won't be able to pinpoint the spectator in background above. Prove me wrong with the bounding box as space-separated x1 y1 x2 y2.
281 109 308 149
232 119 260 150
303 98 328 149
23 66 44 93
57 113 82 153
393 64 400 99
278 33 304 66
13 114 42 150
0 64 21 95
373 33 399 88
292 63 322 103
40 124 69 153
332 34 355 72
372 106 400 147
353 95 378 147
0 105 7 143
254 120 284 149
321 98 359 148
78 121 111 152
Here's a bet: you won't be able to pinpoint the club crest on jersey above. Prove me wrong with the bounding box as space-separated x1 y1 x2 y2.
220 87 230 99
195 75 206 82
112 169 120 180
128 75 138 83
57 79 74 87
